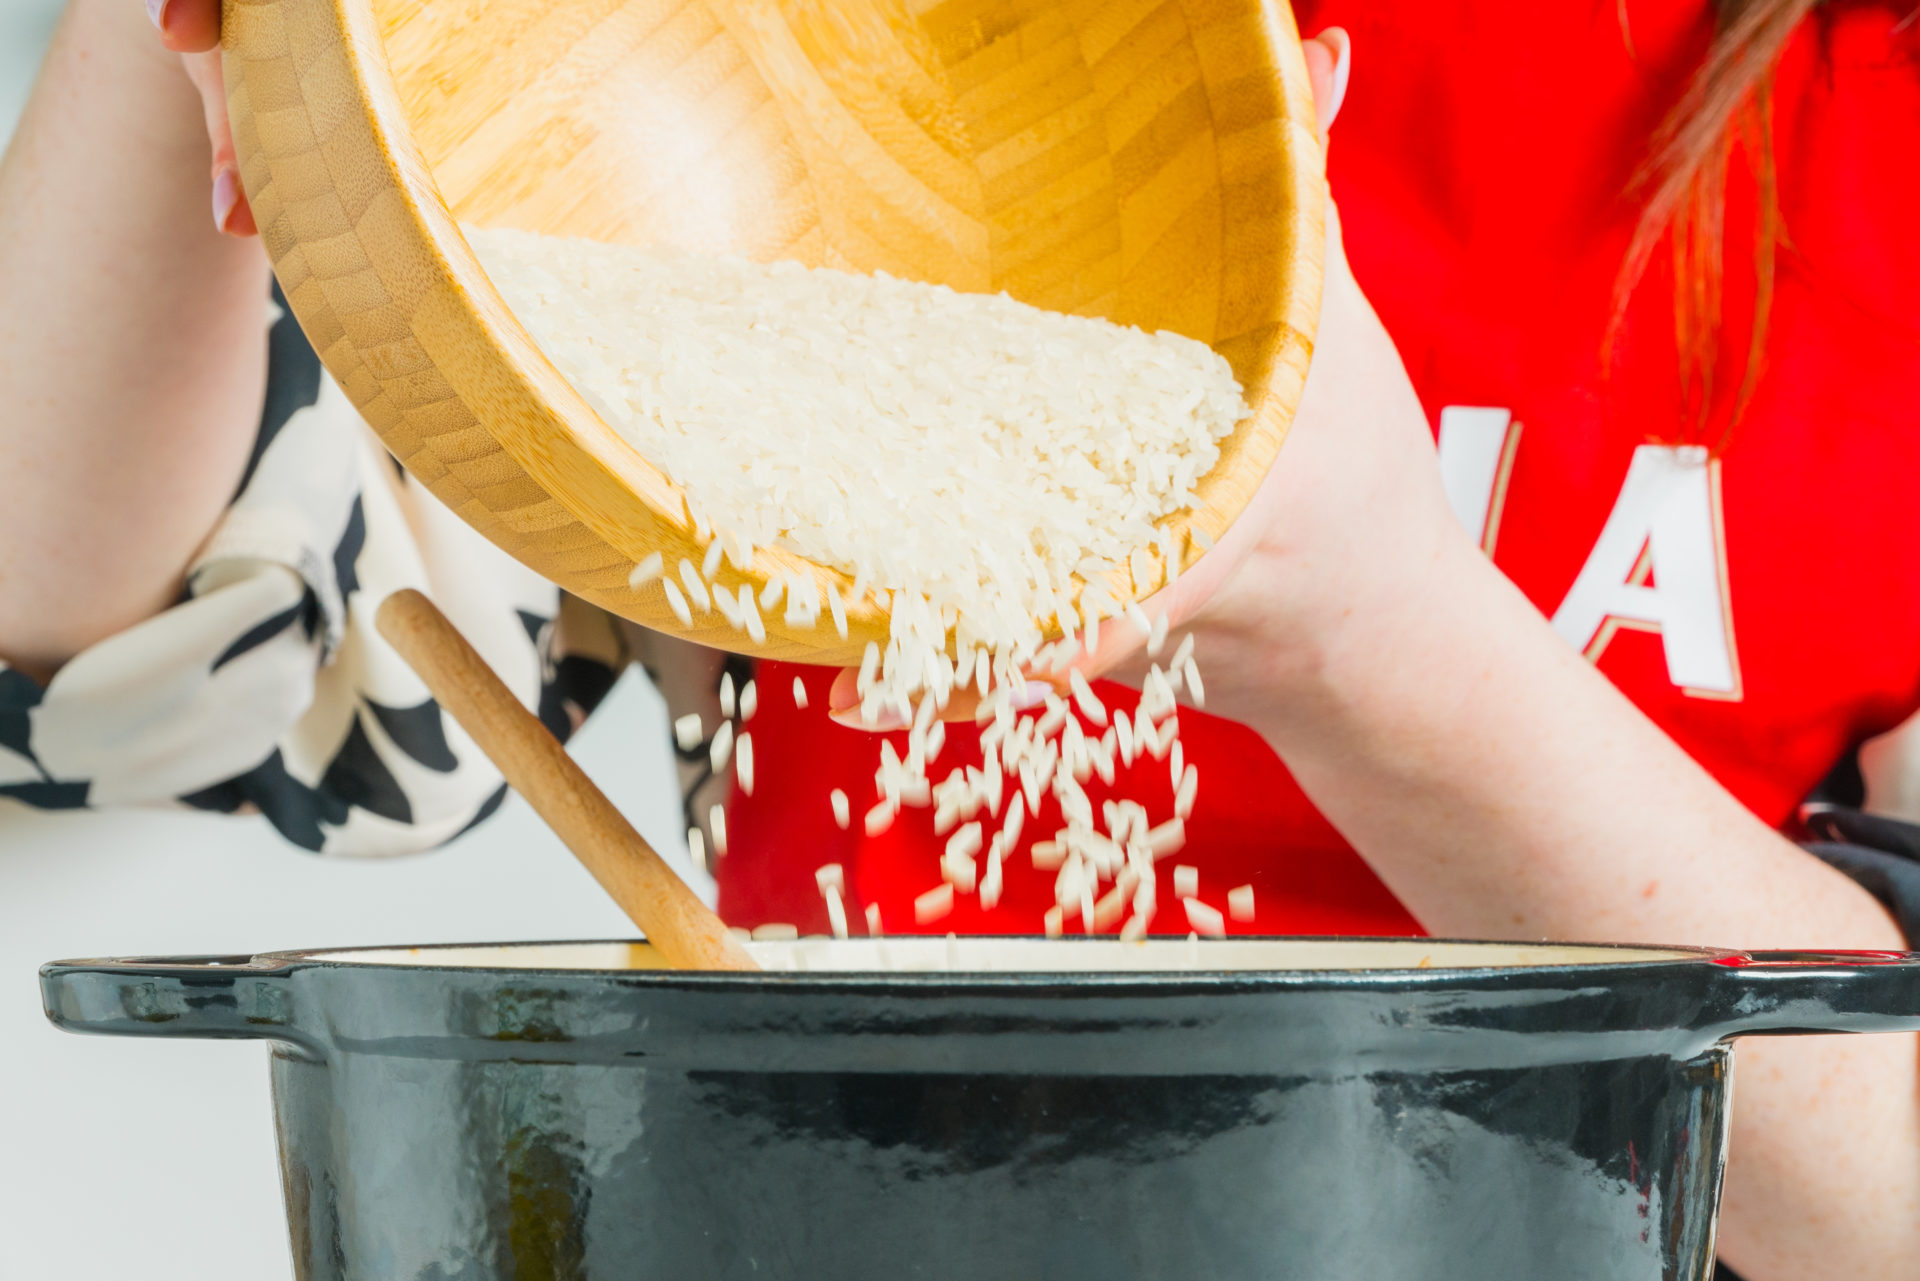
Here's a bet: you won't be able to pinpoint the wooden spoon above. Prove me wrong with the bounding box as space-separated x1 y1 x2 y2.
376 589 756 972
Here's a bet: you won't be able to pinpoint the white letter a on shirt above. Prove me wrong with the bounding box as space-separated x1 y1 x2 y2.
1551 445 1741 699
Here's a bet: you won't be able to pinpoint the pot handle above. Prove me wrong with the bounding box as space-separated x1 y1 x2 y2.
40 955 322 1059
1705 949 1920 1040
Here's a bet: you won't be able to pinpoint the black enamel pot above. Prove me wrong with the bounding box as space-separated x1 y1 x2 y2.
40 937 1920 1280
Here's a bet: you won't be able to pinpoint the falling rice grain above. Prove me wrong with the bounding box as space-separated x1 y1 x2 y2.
628 552 664 589
1175 764 1199 820
1173 864 1199 899
687 825 706 871
662 579 693 626
1184 897 1226 937
678 560 712 612
719 672 736 719
709 803 728 857
710 720 735 772
1147 611 1169 657
946 822 983 862
942 847 978 894
830 788 851 830
915 883 955 925
1002 793 1025 851
736 732 755 795
673 713 703 752
1183 657 1205 707
793 676 809 709
1093 874 1137 932
1228 884 1256 922
1069 668 1108 726
740 679 758 722
827 585 849 640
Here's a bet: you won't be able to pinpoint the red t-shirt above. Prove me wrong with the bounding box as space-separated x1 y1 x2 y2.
720 1 1920 937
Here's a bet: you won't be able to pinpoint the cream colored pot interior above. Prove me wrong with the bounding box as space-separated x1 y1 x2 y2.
312 939 1703 974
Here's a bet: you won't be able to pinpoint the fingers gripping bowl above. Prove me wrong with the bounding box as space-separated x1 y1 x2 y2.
220 0 1326 663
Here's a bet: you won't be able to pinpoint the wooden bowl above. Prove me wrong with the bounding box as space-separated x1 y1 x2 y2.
222 0 1326 664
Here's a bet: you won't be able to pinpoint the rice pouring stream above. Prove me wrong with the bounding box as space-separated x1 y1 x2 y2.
471 226 1251 938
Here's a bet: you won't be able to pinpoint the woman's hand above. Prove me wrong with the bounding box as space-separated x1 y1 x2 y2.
149 0 255 234
1097 30 1468 720
826 26 1473 727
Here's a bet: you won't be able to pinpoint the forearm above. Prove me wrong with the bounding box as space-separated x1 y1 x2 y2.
1246 534 1919 1278
0 0 268 677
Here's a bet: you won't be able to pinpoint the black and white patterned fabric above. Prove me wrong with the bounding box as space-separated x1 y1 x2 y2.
0 292 623 854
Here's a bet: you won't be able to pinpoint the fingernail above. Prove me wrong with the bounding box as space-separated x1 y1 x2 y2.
147 0 171 30
827 674 859 714
1010 681 1053 712
1325 28 1352 125
212 166 242 234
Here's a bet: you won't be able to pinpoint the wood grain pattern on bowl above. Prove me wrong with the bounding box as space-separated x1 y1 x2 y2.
222 0 1326 664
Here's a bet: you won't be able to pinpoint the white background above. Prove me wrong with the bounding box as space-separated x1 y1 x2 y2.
0 9 685 1277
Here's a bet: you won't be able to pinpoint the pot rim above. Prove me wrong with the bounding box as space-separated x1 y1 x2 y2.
218 935 1748 990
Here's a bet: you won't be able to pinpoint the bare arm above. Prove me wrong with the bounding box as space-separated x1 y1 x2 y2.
0 0 266 679
1166 152 1920 1280
1236 524 1918 1281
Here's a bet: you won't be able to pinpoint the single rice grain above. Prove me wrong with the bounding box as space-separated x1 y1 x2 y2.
735 732 755 795
915 883 955 925
1184 897 1226 937
673 713 703 752
628 552 664 589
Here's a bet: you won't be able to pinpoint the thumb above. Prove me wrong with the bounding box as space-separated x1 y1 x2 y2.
1302 27 1352 141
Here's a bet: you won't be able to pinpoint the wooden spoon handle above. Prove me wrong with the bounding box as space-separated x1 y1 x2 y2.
376 589 757 972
